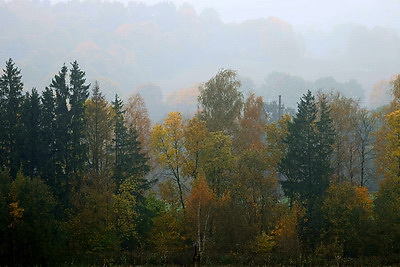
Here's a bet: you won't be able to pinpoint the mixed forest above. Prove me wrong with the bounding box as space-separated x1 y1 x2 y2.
1 58 400 265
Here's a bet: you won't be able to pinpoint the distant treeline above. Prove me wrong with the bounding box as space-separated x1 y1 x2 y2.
1 0 399 112
1 59 400 265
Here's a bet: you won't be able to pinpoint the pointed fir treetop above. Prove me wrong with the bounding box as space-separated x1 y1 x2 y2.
294 90 317 126
0 58 23 99
70 61 90 105
113 94 125 116
50 64 69 98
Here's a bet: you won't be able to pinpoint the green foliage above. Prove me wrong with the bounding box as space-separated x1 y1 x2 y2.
0 59 24 177
112 94 126 186
66 172 119 264
236 146 279 233
374 176 400 256
114 176 138 243
0 169 11 263
198 69 244 135
39 86 57 184
21 88 42 178
210 193 258 256
46 62 90 214
320 182 374 258
113 94 149 188
279 90 335 249
280 91 334 204
134 191 165 247
51 65 70 183
151 112 187 209
201 131 235 197
68 61 90 176
0 171 58 265
183 117 208 179
0 58 397 265
148 209 191 264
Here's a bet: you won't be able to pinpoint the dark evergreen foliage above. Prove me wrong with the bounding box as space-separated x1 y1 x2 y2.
112 94 127 187
112 94 150 187
21 88 42 178
0 59 24 178
40 87 57 185
279 90 335 249
69 61 90 176
49 65 72 213
0 59 393 266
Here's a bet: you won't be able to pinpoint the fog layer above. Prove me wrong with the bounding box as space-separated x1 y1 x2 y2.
1 0 399 119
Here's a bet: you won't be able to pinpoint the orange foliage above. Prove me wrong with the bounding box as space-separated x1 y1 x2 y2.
186 175 216 221
186 175 217 254
270 204 303 256
8 202 24 228
236 93 266 150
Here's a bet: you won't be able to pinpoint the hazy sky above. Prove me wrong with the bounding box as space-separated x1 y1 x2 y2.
49 0 400 30
146 0 400 28
5 0 399 107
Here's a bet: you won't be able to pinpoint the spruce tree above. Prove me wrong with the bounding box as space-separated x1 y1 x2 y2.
280 90 319 203
315 95 335 189
49 65 71 210
0 59 24 177
69 61 90 176
124 126 150 179
112 94 149 187
112 95 151 249
112 94 127 187
40 87 57 186
279 90 335 249
21 88 42 178
51 65 70 174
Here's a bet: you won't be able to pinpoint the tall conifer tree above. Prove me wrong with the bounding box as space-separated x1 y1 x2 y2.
21 88 42 178
0 59 24 177
113 95 151 249
112 94 149 187
51 65 70 179
69 61 90 176
279 90 335 249
113 94 127 187
40 87 57 186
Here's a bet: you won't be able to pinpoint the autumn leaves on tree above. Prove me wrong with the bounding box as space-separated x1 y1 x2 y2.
0 59 151 265
1 60 400 265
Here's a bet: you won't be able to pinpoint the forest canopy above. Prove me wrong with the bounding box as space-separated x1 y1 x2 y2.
0 59 400 265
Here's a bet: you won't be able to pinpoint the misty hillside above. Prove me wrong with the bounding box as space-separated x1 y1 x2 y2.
2 2 400 265
1 0 399 121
